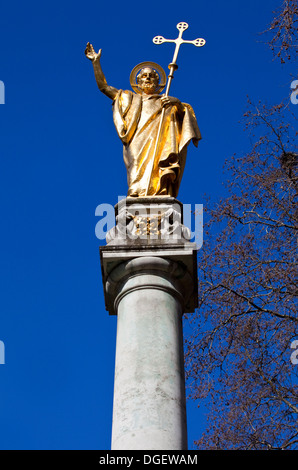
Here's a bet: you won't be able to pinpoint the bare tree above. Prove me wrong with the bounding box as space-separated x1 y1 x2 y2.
263 0 298 63
185 2 298 450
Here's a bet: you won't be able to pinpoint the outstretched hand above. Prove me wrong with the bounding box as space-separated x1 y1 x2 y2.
85 42 102 62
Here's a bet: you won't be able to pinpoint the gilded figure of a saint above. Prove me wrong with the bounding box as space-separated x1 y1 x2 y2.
85 44 201 197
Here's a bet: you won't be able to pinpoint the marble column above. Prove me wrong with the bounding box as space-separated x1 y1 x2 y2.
100 197 198 450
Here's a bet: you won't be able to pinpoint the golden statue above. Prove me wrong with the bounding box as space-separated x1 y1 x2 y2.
85 23 204 197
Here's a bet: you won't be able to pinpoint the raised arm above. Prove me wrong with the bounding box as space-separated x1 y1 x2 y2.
85 43 118 100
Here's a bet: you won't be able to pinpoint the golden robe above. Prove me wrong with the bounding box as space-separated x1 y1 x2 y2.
112 90 201 197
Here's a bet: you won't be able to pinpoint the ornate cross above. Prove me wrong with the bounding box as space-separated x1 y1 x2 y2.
145 22 206 195
153 22 206 95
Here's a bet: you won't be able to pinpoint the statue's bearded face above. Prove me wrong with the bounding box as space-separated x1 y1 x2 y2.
137 67 159 94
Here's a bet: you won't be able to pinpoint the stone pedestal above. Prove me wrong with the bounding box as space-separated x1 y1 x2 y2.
100 197 198 450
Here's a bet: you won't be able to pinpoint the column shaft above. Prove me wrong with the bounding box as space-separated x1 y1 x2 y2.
110 257 188 450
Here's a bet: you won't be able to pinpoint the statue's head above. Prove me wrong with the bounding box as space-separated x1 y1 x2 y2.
137 67 160 95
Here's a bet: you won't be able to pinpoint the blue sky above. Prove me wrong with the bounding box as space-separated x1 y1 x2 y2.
0 0 295 450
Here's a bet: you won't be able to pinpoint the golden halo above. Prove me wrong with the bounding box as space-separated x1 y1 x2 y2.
130 61 167 95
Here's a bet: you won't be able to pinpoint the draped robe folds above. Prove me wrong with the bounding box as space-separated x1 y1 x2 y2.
112 89 202 197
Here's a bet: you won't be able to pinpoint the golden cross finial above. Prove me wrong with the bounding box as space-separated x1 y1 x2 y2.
153 22 206 79
145 22 206 195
